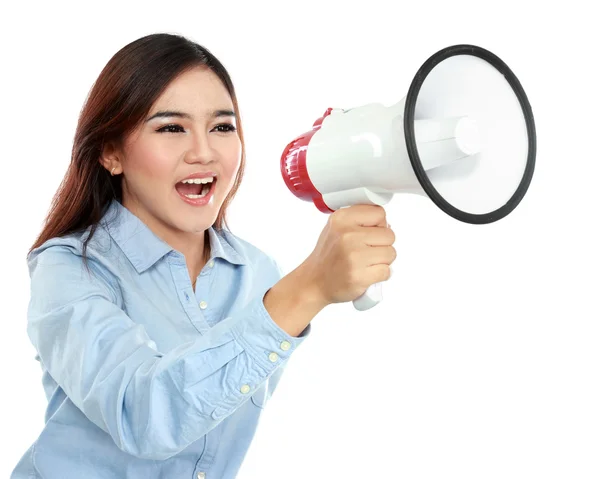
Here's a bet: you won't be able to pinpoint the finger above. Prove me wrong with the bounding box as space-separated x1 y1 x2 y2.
365 245 396 266
361 227 395 247
344 204 387 227
363 264 392 285
355 245 396 267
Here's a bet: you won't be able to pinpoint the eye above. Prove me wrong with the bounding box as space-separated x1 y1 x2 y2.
213 123 236 133
157 124 185 133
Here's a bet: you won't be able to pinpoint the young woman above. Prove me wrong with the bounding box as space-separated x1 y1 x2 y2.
11 33 396 479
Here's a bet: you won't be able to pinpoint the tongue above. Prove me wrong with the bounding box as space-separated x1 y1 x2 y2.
176 182 202 196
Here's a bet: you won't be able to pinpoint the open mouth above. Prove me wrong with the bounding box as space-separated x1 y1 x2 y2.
175 177 215 199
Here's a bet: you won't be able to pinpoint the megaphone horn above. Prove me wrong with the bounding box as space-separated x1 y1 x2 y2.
280 44 536 311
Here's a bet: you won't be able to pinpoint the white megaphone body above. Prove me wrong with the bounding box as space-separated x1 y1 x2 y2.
280 44 536 312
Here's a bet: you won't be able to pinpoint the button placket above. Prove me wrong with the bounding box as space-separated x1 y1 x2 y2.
167 254 210 334
195 257 221 327
200 259 215 277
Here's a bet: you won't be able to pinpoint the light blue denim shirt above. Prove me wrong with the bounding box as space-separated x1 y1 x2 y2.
11 199 311 479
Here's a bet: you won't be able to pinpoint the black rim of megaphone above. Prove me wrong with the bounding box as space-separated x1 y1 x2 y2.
404 44 536 224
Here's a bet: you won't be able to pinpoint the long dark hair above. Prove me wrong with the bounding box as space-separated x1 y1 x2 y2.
29 33 246 260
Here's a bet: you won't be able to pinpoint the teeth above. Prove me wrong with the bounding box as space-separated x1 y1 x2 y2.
181 177 214 184
184 183 211 199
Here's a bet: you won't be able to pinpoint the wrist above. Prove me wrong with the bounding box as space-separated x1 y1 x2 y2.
290 262 329 312
263 264 328 337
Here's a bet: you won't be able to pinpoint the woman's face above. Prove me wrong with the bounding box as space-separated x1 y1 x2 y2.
104 66 242 242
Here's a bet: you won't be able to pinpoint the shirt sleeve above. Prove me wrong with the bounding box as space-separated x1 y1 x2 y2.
26 245 311 461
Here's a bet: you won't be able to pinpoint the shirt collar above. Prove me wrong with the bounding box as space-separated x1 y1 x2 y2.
101 200 246 273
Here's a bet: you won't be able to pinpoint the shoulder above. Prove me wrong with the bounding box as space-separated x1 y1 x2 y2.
27 227 118 299
28 225 111 267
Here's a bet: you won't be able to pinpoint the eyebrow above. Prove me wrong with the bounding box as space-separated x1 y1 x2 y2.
145 109 235 122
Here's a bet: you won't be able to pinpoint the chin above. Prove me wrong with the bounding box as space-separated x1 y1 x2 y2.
176 211 219 234
177 215 214 232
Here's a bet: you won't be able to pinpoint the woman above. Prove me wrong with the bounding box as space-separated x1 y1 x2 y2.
11 33 396 478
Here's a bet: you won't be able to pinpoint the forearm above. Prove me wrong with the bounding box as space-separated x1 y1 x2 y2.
263 264 328 337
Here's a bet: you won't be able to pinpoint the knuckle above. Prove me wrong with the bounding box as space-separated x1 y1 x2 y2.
384 265 392 280
388 228 396 244
379 228 394 245
378 264 391 281
328 211 341 228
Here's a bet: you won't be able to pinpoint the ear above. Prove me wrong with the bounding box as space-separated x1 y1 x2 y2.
100 141 123 176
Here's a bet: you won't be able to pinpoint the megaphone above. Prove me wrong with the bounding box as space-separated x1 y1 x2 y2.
280 44 536 312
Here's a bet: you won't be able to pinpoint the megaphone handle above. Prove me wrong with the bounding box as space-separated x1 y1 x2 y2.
352 264 393 311
353 282 383 311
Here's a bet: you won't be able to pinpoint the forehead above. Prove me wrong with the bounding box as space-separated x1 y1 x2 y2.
151 66 233 113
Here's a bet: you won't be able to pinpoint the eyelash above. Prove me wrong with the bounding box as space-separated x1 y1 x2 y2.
156 123 236 134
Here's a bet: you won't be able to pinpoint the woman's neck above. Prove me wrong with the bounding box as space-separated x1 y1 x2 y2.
121 198 211 288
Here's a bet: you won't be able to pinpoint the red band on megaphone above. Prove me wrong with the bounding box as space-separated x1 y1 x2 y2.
280 108 334 214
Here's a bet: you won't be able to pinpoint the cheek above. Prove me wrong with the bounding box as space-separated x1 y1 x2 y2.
221 143 242 183
126 140 175 183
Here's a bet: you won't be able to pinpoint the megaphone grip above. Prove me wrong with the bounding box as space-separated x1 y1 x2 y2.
353 282 383 311
352 264 393 311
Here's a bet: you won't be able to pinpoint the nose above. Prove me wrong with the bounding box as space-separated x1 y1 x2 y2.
184 131 215 165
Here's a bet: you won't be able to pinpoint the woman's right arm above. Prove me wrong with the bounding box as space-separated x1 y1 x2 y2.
26 245 319 461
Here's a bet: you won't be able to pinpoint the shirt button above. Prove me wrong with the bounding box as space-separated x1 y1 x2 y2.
197 472 206 479
240 384 251 394
280 340 291 351
199 301 207 309
268 352 279 362
208 260 214 268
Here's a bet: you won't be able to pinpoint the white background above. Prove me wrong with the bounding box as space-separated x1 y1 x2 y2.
1 1 598 478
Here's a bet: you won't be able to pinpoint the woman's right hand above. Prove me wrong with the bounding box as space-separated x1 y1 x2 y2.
298 204 397 307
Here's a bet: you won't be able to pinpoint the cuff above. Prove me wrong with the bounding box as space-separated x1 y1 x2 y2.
230 287 312 374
